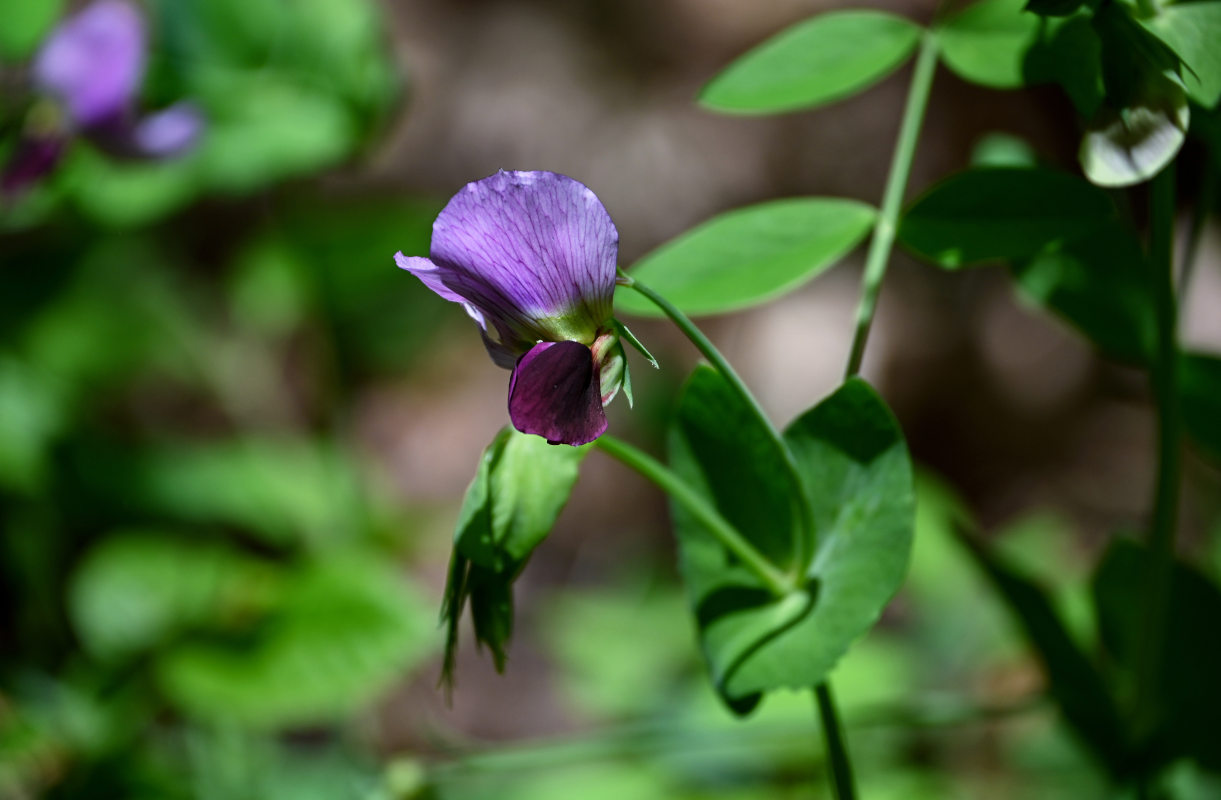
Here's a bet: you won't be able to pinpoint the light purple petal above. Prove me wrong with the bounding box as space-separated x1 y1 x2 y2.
1 135 66 197
129 103 203 156
508 341 607 446
429 170 618 342
33 0 145 127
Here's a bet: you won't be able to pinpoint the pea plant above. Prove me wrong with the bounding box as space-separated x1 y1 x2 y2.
403 0 1221 796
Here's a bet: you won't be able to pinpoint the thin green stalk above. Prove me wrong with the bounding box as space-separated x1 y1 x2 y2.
844 31 939 379
621 275 816 572
816 683 856 800
1135 165 1181 738
594 435 794 597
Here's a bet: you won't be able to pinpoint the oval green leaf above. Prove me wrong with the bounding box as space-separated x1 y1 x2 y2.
617 198 876 318
699 11 922 115
936 0 1042 88
898 167 1116 268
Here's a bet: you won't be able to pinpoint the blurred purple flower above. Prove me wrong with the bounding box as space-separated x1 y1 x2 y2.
397 170 631 446
2 0 203 196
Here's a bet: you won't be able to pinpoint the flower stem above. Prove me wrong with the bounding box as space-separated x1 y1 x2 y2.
622 275 816 572
594 434 795 598
1135 164 1181 738
844 30 939 379
816 683 856 800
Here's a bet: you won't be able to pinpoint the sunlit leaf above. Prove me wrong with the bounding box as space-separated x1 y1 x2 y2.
1179 352 1221 464
898 167 1116 268
669 370 913 709
1145 1 1221 109
1013 221 1155 364
699 11 922 114
157 553 435 728
936 0 1042 88
616 199 876 317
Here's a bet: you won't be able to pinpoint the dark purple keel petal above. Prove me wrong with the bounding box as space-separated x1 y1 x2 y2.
508 341 607 446
430 171 618 336
1 135 66 197
33 0 145 128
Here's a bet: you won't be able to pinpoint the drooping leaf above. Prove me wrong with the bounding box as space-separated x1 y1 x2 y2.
156 553 435 728
898 167 1116 268
616 199 876 317
957 530 1130 776
441 427 589 682
698 11 922 114
1093 538 1221 772
1179 352 1221 464
69 533 279 661
936 0 1043 88
669 369 913 709
1145 1 1221 109
1012 221 1155 364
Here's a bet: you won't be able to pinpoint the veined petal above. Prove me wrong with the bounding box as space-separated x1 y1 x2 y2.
33 1 146 128
508 341 607 446
430 170 618 343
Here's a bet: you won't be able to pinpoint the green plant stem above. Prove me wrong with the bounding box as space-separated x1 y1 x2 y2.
623 275 815 571
594 435 794 597
816 683 856 800
844 31 939 379
1135 164 1181 739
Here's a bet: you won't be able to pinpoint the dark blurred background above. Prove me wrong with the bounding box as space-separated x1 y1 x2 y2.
2 0 1220 797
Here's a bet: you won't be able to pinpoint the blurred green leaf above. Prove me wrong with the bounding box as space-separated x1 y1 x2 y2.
134 438 369 548
1145 1 1221 109
0 357 67 493
898 167 1116 268
957 530 1130 776
442 428 588 680
970 132 1038 167
669 371 913 709
1179 352 1221 464
936 0 1042 89
1093 538 1221 772
70 533 278 661
698 11 922 114
0 0 62 60
1023 14 1105 116
61 146 198 229
617 199 876 317
542 582 695 719
157 553 435 728
1012 220 1155 363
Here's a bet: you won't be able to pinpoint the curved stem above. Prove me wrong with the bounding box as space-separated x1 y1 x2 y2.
1135 164 1181 737
844 31 939 379
622 276 816 572
594 435 795 597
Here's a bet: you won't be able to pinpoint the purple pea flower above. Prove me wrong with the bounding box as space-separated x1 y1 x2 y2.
396 170 633 446
2 0 202 196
